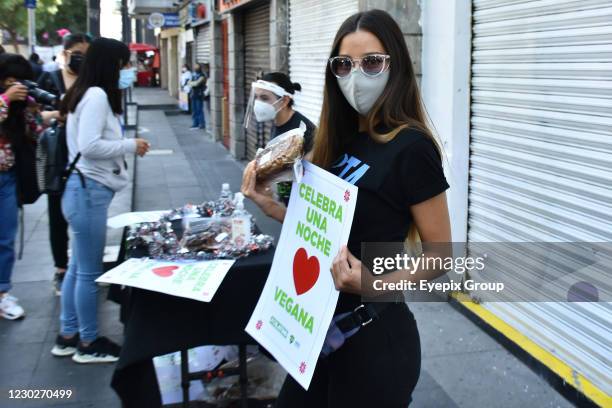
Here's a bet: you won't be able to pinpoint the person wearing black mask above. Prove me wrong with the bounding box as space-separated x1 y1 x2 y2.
38 33 91 296
39 33 91 101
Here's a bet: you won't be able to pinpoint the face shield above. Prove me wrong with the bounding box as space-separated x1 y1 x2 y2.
243 80 294 128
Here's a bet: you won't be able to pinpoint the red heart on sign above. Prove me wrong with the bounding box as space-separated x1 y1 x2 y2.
152 265 179 277
293 248 319 295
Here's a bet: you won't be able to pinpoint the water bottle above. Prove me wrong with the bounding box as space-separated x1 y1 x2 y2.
215 183 234 217
231 193 251 247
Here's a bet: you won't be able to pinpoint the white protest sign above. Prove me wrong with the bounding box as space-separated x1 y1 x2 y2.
96 258 235 302
245 161 357 389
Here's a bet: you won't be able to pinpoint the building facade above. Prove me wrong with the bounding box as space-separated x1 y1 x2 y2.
421 1 611 406
149 2 612 404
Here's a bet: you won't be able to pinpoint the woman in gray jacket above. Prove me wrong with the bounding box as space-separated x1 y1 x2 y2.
51 38 149 363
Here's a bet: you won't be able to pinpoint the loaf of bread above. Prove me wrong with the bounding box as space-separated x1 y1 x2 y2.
255 132 304 181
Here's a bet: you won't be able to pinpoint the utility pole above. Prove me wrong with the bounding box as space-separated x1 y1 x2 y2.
87 0 101 37
24 0 37 53
121 0 132 43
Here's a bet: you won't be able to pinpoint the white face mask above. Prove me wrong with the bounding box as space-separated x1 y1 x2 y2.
253 99 281 122
337 69 389 116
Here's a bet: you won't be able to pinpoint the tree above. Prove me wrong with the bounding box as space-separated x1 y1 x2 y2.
37 0 87 45
0 0 87 52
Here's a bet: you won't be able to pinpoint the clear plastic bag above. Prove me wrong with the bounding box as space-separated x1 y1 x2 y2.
180 217 232 252
255 127 305 184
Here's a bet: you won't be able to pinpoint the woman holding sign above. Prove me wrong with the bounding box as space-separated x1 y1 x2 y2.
242 9 450 407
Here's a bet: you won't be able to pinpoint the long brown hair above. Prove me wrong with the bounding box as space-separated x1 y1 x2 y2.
312 9 440 170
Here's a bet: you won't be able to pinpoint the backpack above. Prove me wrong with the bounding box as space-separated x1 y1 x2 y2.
14 134 41 205
36 120 80 195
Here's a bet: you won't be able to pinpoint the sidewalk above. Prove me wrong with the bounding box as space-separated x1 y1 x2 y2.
0 87 574 408
0 127 136 407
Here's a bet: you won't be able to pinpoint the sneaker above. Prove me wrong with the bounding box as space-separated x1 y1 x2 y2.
53 272 65 296
72 336 121 364
0 293 25 320
51 333 79 357
189 126 199 130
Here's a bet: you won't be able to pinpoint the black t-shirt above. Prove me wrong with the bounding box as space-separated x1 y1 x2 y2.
271 110 316 204
270 110 316 154
328 127 449 313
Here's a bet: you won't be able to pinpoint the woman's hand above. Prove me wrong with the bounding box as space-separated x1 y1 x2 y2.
3 83 28 102
331 245 365 295
241 161 273 202
241 161 286 222
135 138 150 157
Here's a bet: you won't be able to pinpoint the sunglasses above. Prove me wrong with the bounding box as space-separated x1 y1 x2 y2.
329 54 390 78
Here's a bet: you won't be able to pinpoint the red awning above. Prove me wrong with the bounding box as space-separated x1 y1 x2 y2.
129 43 158 52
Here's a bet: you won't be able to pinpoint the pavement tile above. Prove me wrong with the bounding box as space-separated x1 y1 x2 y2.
412 302 502 358
422 349 573 408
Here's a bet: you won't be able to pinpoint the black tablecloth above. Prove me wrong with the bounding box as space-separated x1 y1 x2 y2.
111 249 274 407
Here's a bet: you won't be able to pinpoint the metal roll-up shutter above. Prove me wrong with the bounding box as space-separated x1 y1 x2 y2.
468 0 612 401
289 0 358 124
196 24 211 64
244 3 271 160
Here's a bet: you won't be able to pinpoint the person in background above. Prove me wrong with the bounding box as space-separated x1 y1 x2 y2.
50 38 150 363
38 33 92 295
42 56 59 73
188 63 206 130
246 71 316 205
180 64 192 112
202 63 211 129
29 53 43 81
0 54 45 320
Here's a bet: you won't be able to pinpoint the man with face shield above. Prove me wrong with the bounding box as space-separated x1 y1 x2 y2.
245 72 315 151
243 72 316 205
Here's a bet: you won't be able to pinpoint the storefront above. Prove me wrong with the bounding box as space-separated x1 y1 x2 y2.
160 27 181 97
218 0 273 158
288 0 358 124
243 2 271 159
466 0 611 404
193 0 213 65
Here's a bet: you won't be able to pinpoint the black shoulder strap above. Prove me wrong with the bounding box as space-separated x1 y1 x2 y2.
50 70 66 95
63 152 85 188
66 152 81 175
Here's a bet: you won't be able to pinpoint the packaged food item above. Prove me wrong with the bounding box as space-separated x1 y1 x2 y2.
255 128 304 183
181 218 232 252
214 183 235 217
126 185 273 260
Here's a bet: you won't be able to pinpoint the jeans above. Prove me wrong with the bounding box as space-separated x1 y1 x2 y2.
191 95 205 128
60 174 114 342
0 170 18 293
48 193 69 269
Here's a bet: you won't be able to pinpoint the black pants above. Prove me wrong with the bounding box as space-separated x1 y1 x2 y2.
275 303 421 408
48 193 68 269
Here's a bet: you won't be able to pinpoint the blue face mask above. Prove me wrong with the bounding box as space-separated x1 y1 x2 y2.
118 68 136 89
